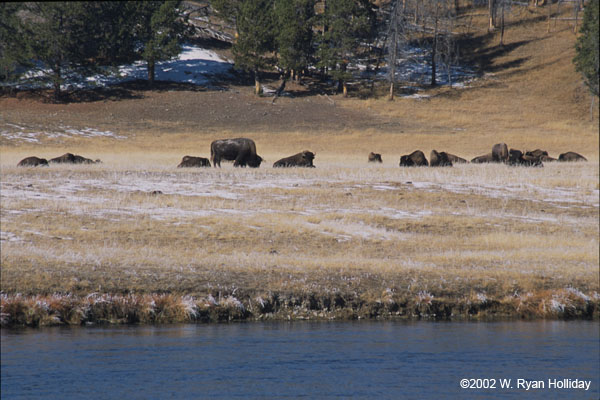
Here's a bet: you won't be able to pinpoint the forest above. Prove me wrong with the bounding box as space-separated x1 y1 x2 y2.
1 1 597 101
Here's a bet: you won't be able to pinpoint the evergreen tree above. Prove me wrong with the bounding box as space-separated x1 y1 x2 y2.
20 2 101 100
215 0 276 95
573 0 599 97
274 0 315 81
315 0 374 96
0 3 32 84
132 1 190 85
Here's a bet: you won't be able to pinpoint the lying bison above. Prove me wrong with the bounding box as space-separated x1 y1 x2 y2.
399 150 428 167
492 143 509 163
429 150 453 167
471 153 494 163
49 153 99 164
446 153 468 164
17 156 48 167
368 152 382 163
273 150 315 168
558 152 587 162
508 149 543 167
526 149 555 162
177 156 211 168
210 138 263 168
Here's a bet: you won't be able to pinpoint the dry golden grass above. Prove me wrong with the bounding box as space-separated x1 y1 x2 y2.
1 5 598 325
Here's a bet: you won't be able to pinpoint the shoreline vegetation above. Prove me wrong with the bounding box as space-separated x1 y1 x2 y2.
1 288 598 328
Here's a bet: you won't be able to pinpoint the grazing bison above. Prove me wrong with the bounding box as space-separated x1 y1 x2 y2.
471 153 494 163
429 150 453 167
177 156 211 168
210 138 263 168
368 152 382 163
492 143 509 163
273 150 315 168
399 150 428 167
508 149 543 167
558 152 587 162
49 153 98 164
445 153 468 164
17 156 48 167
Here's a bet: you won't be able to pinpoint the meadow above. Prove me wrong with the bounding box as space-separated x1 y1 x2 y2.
1 5 598 325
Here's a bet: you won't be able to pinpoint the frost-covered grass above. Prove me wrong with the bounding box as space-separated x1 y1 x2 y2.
1 159 598 317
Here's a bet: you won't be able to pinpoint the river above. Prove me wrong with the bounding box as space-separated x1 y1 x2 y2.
1 320 598 399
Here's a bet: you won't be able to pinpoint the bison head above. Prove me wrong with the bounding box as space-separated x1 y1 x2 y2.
248 155 263 168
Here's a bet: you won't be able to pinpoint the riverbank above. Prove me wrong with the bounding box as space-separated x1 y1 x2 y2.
2 287 598 328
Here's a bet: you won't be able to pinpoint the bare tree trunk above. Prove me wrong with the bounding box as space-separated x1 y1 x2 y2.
254 69 262 96
389 1 399 100
547 0 551 33
573 2 579 33
431 4 439 87
499 3 505 46
488 0 496 31
148 60 155 86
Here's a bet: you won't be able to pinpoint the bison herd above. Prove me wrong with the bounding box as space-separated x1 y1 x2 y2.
17 153 101 167
393 142 587 168
17 139 587 170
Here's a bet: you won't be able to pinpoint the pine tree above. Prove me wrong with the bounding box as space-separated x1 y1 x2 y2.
0 3 32 84
133 1 189 85
214 0 276 95
315 0 374 97
274 0 315 81
20 2 101 100
573 0 599 97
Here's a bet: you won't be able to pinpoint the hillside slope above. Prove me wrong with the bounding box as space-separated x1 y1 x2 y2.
0 5 597 162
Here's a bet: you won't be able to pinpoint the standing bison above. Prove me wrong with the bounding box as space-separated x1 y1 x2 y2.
273 150 315 168
17 156 48 167
177 156 211 168
492 143 509 163
429 150 453 167
399 150 428 166
368 152 382 163
210 138 263 168
558 152 587 162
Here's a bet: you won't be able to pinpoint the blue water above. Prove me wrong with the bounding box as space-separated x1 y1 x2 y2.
1 321 598 399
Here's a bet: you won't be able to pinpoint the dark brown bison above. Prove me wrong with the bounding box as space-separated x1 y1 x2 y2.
558 152 587 162
471 153 494 163
399 150 428 167
525 149 548 159
429 150 453 167
492 143 509 163
210 138 263 168
177 156 211 168
445 153 468 164
368 152 382 163
525 149 556 163
508 149 543 167
273 150 315 168
49 153 99 164
17 156 48 167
